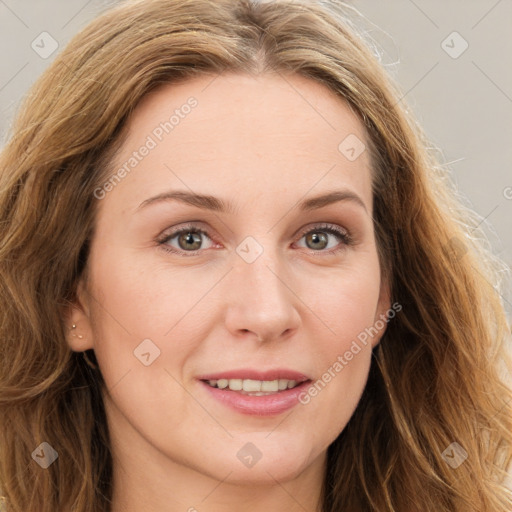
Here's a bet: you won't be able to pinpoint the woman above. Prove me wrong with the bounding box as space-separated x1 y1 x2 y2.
0 0 511 511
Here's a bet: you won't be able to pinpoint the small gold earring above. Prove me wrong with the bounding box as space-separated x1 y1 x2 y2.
70 324 84 339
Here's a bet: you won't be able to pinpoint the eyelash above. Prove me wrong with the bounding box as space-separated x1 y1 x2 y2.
157 222 354 257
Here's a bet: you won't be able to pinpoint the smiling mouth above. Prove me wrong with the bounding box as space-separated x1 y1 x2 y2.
202 378 307 396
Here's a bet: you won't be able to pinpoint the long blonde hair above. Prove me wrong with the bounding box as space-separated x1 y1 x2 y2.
0 0 511 510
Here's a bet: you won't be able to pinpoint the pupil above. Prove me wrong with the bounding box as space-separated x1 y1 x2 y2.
180 231 201 250
308 232 327 249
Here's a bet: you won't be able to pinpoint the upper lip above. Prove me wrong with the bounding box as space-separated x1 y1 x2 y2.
197 368 311 382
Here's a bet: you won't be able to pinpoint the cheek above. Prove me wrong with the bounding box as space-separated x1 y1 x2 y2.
88 244 209 341
87 254 204 441
296 262 382 434
85 248 198 389
305 255 382 349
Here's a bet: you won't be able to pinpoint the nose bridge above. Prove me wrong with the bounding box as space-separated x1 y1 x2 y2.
236 234 288 308
224 233 300 340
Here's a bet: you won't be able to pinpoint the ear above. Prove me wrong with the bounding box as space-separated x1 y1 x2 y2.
370 277 392 349
63 278 95 352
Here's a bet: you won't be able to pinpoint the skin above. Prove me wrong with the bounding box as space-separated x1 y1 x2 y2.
66 72 390 512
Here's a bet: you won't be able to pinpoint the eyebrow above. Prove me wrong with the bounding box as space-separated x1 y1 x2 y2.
136 189 367 214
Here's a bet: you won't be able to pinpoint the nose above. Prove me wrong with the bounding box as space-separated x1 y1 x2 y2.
223 243 301 343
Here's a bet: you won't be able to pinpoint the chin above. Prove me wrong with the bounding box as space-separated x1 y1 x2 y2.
200 440 318 484
214 459 313 486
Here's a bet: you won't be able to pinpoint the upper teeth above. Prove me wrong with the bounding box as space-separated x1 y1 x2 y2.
207 378 298 392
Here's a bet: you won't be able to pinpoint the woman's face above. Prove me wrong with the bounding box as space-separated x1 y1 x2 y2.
68 72 390 486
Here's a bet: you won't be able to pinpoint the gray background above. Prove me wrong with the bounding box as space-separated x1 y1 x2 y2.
1 0 511 309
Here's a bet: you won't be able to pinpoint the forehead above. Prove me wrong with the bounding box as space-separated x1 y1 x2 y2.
99 72 373 216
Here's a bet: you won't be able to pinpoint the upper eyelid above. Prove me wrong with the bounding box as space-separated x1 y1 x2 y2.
296 223 348 236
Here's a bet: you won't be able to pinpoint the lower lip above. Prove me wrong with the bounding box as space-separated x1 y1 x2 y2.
199 380 312 416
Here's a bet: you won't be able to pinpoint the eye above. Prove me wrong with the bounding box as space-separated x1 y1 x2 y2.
295 223 353 254
157 222 353 256
158 223 215 256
